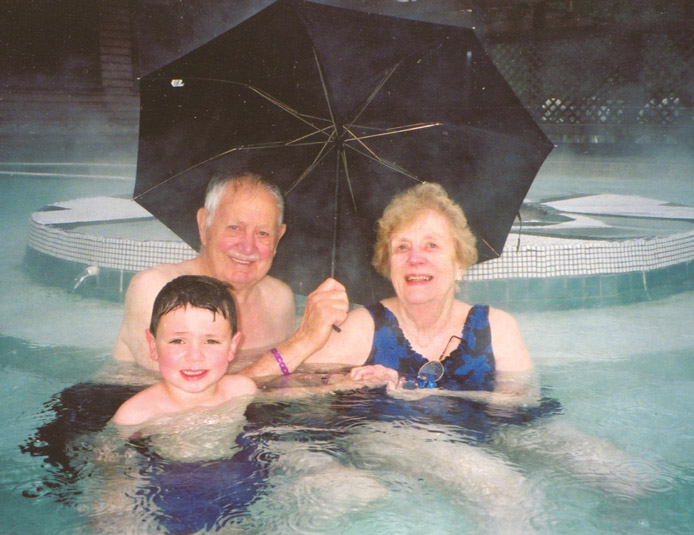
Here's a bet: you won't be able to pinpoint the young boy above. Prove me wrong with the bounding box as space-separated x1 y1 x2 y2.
112 275 257 426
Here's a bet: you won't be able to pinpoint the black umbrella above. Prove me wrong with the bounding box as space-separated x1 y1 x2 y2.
134 0 553 304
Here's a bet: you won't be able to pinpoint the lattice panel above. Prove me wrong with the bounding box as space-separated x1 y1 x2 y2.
541 96 626 124
486 26 694 133
488 41 542 105
638 96 684 125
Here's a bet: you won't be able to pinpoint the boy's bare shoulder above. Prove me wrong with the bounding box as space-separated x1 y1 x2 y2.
220 373 258 398
111 384 163 427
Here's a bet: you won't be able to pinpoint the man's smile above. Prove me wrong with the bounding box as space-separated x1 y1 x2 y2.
228 254 257 265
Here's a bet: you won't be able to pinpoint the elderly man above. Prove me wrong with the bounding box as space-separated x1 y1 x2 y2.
113 172 347 375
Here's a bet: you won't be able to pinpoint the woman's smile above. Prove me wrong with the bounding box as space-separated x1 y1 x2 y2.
405 274 433 283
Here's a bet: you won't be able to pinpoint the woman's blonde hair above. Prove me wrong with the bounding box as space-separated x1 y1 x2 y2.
372 182 478 278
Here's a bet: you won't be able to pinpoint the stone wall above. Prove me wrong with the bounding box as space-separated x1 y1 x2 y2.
0 0 138 161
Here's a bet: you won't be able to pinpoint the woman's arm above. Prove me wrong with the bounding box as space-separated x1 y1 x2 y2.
484 307 539 403
488 307 533 373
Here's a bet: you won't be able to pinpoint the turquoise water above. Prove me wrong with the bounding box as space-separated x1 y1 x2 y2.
1 169 694 534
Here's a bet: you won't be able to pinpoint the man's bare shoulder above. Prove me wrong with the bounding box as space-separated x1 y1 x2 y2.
124 259 203 303
113 258 203 365
131 258 201 288
256 275 295 315
258 275 293 298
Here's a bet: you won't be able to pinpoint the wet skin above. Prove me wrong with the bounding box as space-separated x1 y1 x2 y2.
388 209 465 308
197 185 286 295
147 306 241 404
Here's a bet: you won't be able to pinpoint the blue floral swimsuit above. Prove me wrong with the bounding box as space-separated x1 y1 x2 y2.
364 302 496 391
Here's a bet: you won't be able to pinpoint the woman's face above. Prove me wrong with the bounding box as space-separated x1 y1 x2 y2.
388 209 464 307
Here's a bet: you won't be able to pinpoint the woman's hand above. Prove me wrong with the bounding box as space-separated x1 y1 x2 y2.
349 364 399 390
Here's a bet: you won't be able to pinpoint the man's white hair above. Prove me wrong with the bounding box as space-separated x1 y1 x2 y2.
204 172 284 230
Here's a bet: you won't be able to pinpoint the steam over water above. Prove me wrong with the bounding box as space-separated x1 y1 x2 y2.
1 2 693 531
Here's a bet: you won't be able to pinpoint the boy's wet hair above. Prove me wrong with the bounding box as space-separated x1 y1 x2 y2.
149 275 237 335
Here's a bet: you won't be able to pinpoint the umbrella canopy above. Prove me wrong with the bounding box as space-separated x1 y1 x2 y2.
134 0 553 304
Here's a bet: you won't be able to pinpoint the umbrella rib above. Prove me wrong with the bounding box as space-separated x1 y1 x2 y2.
344 122 442 142
286 125 335 146
176 77 329 138
312 48 339 131
346 60 404 129
342 125 382 162
242 83 335 139
140 132 338 201
343 124 425 181
345 36 455 131
281 48 342 196
134 134 336 200
285 133 338 195
343 141 422 183
479 236 500 257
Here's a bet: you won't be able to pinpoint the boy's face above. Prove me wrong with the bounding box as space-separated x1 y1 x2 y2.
147 306 241 397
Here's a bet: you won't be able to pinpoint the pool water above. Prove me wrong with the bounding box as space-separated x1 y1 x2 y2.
1 171 694 534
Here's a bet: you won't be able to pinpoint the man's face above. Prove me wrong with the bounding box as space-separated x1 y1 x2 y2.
198 184 286 291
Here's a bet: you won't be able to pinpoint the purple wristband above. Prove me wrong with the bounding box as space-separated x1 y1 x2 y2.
271 347 290 376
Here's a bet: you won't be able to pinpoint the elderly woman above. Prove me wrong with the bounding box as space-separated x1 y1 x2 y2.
296 182 533 396
260 183 656 518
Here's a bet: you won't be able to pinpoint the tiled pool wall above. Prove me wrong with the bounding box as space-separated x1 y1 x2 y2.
24 217 694 309
458 261 694 311
26 217 196 273
24 247 132 301
459 229 694 310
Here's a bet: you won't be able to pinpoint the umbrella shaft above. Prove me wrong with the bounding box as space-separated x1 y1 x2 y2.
330 154 340 279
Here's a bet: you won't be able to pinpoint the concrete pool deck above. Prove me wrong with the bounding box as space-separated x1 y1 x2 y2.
25 190 694 310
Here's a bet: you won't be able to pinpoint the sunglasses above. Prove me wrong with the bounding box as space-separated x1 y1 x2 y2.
402 335 462 390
